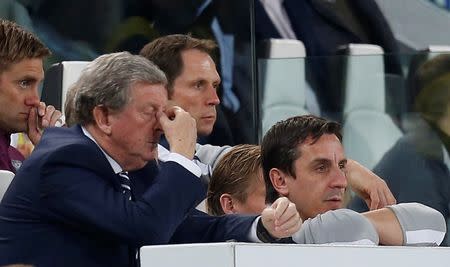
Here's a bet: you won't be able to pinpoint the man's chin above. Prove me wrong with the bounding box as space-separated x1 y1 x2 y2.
325 201 344 211
197 128 214 137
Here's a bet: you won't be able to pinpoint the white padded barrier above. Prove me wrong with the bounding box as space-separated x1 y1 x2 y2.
140 242 450 267
0 170 15 201
342 44 403 170
258 39 309 135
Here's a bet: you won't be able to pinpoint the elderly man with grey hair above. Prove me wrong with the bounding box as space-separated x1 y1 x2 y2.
0 52 301 267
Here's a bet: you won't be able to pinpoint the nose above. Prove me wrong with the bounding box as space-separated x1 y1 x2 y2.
329 166 347 190
206 86 220 106
154 113 164 133
24 86 40 107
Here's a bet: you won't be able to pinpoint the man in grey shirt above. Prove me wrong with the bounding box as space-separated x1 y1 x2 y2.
261 115 446 246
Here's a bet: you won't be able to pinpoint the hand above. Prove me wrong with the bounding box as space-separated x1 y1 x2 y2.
27 102 63 145
260 197 302 239
346 159 396 210
159 106 197 159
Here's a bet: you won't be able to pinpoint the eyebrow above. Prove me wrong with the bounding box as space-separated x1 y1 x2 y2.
310 158 332 166
188 76 221 84
310 157 347 166
17 75 42 82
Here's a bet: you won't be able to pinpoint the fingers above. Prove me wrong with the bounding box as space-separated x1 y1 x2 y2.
159 106 197 159
379 179 396 206
262 197 302 239
368 180 397 210
40 104 54 127
271 197 290 221
48 109 63 127
271 197 297 227
37 101 46 117
283 216 302 236
35 102 63 128
385 188 397 205
264 205 302 238
41 105 63 128
369 190 380 210
276 207 301 233
161 106 183 123
379 189 388 209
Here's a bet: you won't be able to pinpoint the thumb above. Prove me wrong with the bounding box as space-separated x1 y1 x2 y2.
261 206 276 224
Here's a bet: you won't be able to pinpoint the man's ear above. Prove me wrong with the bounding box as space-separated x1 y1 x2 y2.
269 168 289 196
92 106 112 135
219 194 236 214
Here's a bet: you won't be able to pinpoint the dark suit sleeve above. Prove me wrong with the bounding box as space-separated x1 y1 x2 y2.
39 145 206 246
169 209 257 243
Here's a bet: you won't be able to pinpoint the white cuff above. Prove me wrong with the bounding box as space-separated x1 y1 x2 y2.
158 145 202 177
248 216 263 243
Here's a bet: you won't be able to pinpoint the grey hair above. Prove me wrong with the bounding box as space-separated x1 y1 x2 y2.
72 52 167 125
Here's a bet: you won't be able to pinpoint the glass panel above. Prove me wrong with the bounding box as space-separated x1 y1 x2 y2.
257 51 450 245
1 0 258 146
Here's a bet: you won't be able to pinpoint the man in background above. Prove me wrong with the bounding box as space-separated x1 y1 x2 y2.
140 34 234 146
351 54 450 245
0 19 62 172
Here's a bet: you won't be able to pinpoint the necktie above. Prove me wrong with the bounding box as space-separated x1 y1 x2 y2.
118 171 138 266
118 171 132 201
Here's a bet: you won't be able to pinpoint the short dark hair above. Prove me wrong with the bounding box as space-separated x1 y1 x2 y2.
207 144 261 216
139 34 217 93
0 19 50 73
413 54 450 123
261 115 342 204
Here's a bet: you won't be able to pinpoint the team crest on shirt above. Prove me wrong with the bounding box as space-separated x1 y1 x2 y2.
11 160 22 171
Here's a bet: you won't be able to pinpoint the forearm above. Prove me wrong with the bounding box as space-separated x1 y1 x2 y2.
362 208 403 245
363 203 446 246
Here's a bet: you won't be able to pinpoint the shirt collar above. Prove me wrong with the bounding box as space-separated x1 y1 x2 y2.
81 126 123 174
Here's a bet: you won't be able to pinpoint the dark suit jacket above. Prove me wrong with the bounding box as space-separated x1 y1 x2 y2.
0 126 256 266
255 0 402 114
349 119 450 245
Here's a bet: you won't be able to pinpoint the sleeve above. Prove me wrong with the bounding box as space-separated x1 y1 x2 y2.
157 144 202 177
373 140 450 220
195 144 232 170
292 209 379 245
40 145 206 246
169 209 257 244
388 203 447 246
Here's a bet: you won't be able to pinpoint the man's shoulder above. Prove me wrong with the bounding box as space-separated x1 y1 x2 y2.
194 143 232 169
29 126 106 170
37 126 92 151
